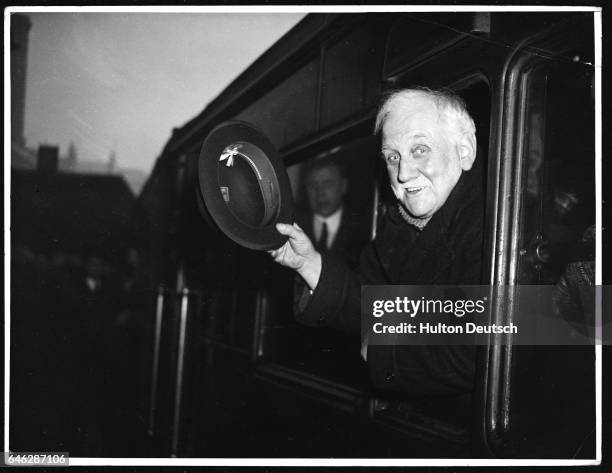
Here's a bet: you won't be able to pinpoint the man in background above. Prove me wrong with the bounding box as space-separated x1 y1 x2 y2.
297 158 369 268
290 158 371 370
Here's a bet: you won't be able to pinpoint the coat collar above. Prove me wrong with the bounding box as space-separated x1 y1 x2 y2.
376 171 479 284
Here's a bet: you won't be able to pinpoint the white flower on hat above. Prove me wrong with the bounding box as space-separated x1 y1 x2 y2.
219 144 243 167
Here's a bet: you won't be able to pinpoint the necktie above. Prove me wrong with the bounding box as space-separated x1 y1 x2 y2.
317 221 328 251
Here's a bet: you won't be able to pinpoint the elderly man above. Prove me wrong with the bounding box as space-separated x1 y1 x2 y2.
270 88 483 395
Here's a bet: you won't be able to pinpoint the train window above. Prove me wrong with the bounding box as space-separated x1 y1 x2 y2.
249 77 492 438
319 26 383 129
369 78 490 443
257 136 378 394
516 63 595 286
234 58 319 149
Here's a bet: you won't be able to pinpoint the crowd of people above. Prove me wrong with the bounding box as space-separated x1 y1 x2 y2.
11 244 151 456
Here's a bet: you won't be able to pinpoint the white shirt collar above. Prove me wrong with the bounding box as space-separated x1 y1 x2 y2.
313 207 343 249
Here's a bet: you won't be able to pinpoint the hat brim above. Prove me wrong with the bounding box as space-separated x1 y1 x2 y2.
197 121 294 251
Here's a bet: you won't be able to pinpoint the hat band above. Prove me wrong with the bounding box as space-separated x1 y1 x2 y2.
222 142 280 227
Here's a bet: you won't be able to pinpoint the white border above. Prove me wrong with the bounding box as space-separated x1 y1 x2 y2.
4 6 12 459
69 458 599 466
4 6 603 13
4 4 603 467
594 8 603 467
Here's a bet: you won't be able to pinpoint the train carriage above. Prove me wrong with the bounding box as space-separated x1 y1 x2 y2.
138 12 597 459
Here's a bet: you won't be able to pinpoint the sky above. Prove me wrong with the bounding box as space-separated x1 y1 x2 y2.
23 12 305 183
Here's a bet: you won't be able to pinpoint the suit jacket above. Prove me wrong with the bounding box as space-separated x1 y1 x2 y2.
295 207 370 269
297 171 484 396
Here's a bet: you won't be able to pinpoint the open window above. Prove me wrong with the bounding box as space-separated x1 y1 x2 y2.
249 75 493 448
254 135 378 405
369 78 491 450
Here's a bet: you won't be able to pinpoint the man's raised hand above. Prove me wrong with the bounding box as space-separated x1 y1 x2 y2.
268 222 322 290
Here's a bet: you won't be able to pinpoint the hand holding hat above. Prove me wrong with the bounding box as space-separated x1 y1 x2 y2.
269 223 322 291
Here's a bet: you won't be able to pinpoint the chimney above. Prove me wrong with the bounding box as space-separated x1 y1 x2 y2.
11 14 32 147
37 145 59 174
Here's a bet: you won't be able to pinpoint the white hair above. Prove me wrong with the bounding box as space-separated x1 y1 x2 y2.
374 87 476 139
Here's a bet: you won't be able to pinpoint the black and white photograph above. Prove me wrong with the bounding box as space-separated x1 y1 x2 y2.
5 5 609 469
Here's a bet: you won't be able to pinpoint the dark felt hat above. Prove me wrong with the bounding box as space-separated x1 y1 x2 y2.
197 121 294 250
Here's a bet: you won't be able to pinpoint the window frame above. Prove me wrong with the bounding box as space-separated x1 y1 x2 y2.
482 27 597 457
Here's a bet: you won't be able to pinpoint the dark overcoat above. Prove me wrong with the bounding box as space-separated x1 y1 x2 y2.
297 170 484 396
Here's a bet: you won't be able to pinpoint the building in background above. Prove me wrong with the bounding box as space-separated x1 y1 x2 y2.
9 14 147 194
12 168 137 263
10 13 34 169
10 13 30 147
9 13 144 260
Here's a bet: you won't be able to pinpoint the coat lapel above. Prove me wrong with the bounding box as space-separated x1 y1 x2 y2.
374 171 478 284
330 211 354 253
398 215 454 284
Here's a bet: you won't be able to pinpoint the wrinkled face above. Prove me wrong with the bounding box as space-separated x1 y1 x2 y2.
305 166 347 218
381 97 466 219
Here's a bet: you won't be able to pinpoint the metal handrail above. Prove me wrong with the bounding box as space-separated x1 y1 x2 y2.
147 285 166 436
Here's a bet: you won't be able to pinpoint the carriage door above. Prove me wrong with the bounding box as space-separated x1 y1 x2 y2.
485 20 596 458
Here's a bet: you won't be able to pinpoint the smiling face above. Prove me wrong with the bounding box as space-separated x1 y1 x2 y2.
381 95 474 220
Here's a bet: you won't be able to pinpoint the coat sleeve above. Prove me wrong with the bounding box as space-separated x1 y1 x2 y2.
296 246 477 396
296 200 481 397
295 242 386 336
